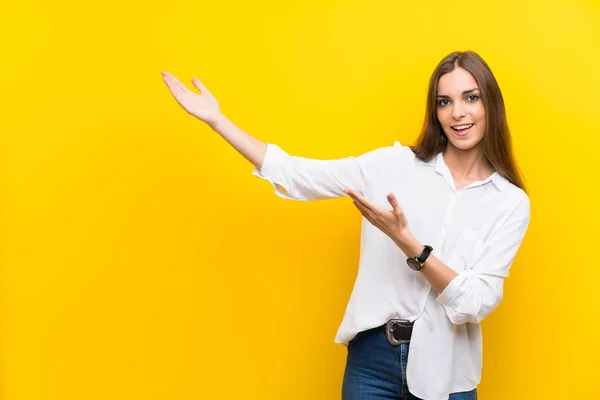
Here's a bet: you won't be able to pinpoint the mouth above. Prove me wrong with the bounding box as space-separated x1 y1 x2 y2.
450 123 474 137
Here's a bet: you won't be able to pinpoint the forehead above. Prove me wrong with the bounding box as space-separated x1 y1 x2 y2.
437 67 479 95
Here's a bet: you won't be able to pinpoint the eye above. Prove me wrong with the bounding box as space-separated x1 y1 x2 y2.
467 95 480 102
437 99 449 107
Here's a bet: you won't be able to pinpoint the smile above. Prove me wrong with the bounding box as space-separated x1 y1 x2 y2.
451 123 474 136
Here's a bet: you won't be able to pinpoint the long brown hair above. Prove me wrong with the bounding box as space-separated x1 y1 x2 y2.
410 51 527 193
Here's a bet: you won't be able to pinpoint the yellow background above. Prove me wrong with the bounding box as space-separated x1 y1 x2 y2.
2 0 599 399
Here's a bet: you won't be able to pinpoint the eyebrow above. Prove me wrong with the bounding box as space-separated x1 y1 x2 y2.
436 88 480 98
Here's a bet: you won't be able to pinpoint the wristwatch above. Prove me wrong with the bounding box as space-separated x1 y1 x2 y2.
406 245 433 271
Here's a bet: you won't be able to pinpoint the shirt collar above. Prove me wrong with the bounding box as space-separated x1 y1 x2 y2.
417 151 507 192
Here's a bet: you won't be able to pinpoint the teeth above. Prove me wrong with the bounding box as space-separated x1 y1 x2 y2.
452 124 474 130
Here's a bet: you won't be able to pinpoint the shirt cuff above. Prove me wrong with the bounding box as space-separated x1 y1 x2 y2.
435 272 469 306
251 143 286 182
251 143 295 199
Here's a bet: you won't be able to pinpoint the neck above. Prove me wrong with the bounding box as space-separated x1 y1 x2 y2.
442 143 494 181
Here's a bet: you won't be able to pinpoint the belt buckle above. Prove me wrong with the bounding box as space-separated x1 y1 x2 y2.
384 319 412 346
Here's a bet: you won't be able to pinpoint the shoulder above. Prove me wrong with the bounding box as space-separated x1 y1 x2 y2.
356 140 416 168
497 176 531 220
391 139 416 154
391 140 418 166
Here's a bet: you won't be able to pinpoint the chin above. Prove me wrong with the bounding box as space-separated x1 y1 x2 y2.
449 140 477 151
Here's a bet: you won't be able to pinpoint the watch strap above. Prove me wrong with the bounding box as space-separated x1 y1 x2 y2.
415 245 433 264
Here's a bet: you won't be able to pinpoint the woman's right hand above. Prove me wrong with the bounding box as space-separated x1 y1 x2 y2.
161 71 221 128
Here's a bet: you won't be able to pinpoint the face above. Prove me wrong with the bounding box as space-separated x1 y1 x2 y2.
436 67 486 151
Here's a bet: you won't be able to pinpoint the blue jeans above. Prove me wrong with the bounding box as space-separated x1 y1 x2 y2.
342 328 477 400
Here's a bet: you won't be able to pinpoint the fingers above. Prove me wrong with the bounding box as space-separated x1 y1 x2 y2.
161 71 187 94
387 192 405 215
191 77 207 93
161 72 180 94
344 188 375 220
344 188 374 212
352 200 373 223
387 192 399 211
166 72 186 92
387 193 396 204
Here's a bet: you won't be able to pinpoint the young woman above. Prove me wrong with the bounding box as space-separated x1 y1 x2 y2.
161 50 531 400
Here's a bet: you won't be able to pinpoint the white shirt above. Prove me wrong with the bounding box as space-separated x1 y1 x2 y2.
252 140 531 400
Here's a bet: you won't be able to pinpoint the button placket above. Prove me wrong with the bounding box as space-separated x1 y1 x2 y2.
443 194 457 229
436 193 458 257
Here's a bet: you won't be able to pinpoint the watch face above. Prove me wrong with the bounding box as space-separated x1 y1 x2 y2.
407 258 421 271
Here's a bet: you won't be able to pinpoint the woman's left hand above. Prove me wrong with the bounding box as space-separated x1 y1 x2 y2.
344 188 412 247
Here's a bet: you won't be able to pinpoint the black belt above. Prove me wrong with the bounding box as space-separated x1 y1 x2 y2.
374 319 414 346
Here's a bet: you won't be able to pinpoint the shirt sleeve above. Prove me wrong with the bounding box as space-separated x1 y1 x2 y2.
251 141 410 201
436 195 531 325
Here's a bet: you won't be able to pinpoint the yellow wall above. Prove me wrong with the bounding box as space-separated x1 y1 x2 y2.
2 0 599 398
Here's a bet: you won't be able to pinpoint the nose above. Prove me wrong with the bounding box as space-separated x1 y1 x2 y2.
451 102 466 120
